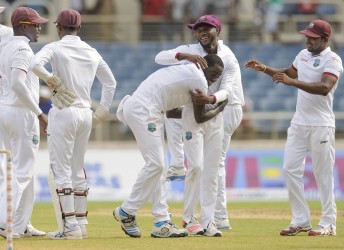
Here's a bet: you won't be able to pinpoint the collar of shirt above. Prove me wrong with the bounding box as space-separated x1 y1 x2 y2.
10 35 30 44
61 35 81 42
309 46 331 58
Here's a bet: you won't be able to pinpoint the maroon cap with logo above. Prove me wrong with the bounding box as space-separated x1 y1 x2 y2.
55 9 81 28
300 19 332 38
11 7 48 26
187 15 222 32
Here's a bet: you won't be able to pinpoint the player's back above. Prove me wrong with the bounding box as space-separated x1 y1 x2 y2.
40 36 102 108
132 63 207 113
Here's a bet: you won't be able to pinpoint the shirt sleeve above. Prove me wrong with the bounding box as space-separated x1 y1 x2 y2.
11 68 42 115
324 54 343 79
30 45 55 81
95 58 117 110
155 45 195 65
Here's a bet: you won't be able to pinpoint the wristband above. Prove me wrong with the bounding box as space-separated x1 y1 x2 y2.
210 94 216 104
175 52 181 60
260 64 267 72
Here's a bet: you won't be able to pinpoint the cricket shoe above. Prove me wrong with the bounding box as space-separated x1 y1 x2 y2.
48 225 82 240
0 227 20 239
80 225 88 238
280 224 312 236
204 222 222 237
308 225 336 236
166 166 186 181
182 216 204 235
113 206 141 238
215 218 232 230
20 224 46 237
151 221 188 238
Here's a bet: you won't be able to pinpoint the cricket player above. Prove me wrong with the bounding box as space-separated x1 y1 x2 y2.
0 7 48 238
30 9 116 240
0 6 13 228
154 15 244 234
114 54 227 238
245 19 343 236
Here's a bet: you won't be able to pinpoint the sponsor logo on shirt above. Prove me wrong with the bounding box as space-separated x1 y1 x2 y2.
320 140 328 144
300 57 308 62
18 48 30 52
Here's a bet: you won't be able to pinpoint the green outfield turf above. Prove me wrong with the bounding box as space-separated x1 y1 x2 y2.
1 201 343 250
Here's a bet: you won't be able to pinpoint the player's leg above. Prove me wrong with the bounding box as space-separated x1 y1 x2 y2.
164 116 186 181
215 105 242 230
201 115 223 237
47 107 82 240
71 108 92 238
280 123 311 236
308 126 336 236
5 108 42 236
180 106 204 235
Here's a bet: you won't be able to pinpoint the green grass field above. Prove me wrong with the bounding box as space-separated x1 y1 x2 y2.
1 201 343 250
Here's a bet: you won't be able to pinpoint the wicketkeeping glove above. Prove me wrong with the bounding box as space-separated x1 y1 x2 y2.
46 73 77 108
92 105 110 128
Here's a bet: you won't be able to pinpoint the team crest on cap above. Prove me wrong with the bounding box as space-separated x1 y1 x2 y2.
147 123 156 132
308 22 314 28
313 59 320 67
32 135 39 145
185 132 192 140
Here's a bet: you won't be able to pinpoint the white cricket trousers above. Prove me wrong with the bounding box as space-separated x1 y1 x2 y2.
48 107 92 227
182 105 224 228
283 123 336 228
164 116 184 168
119 97 170 223
215 104 243 219
0 105 39 234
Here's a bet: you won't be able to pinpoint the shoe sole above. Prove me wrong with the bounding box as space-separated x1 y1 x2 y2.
216 226 232 230
280 228 311 236
151 233 188 238
113 208 141 238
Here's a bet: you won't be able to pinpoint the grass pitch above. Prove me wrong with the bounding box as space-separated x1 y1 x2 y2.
1 201 343 250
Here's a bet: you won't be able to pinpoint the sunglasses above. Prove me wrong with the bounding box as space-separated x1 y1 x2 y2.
19 21 41 28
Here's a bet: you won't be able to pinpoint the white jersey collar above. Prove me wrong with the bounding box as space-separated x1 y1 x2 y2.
61 35 81 41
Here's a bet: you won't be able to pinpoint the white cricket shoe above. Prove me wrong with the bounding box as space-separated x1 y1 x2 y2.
80 225 88 238
215 218 232 230
204 222 222 237
182 216 204 235
151 221 188 238
48 225 83 240
20 224 46 237
308 225 336 236
113 206 141 238
166 166 186 181
0 227 20 239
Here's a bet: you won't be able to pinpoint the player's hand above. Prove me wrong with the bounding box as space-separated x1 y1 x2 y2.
182 54 208 69
272 72 294 86
218 98 228 111
189 89 211 105
38 113 48 133
244 60 265 72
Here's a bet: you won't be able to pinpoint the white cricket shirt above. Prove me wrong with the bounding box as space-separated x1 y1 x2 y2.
0 24 13 53
30 35 116 110
0 36 40 113
292 47 343 127
155 40 245 106
132 63 208 116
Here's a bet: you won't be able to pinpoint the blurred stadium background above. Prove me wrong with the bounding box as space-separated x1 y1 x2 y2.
1 0 344 202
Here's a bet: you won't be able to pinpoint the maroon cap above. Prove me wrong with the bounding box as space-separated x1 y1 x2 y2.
11 7 48 27
55 9 81 27
300 19 332 38
187 15 222 32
